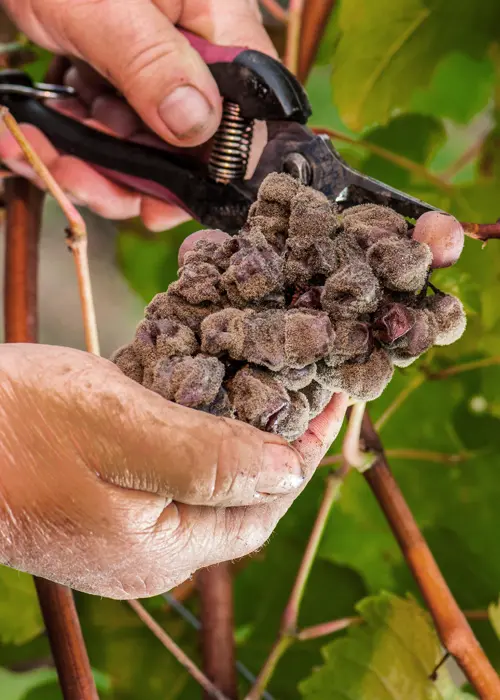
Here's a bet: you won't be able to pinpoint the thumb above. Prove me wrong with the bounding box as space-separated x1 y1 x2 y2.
179 0 278 56
52 0 223 146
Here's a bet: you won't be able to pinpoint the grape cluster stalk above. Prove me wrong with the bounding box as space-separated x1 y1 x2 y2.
112 173 466 441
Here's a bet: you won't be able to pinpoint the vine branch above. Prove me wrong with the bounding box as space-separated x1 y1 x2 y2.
198 564 238 699
0 108 99 355
361 411 500 698
462 221 500 242
284 0 305 75
297 0 337 83
3 177 98 700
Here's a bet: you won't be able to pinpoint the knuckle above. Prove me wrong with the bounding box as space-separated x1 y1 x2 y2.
120 37 183 96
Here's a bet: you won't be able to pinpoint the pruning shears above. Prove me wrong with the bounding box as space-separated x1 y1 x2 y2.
0 31 439 234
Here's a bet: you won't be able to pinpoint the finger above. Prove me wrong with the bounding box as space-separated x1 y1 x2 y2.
49 156 141 219
140 197 192 233
178 228 231 265
63 63 112 106
293 393 350 474
91 96 142 137
54 0 223 147
43 96 90 121
171 0 278 56
0 344 306 508
0 123 58 169
142 497 286 588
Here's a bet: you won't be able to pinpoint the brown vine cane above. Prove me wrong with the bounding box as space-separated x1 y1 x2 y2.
3 177 98 700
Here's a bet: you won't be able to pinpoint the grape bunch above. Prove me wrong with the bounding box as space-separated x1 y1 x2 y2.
112 173 466 441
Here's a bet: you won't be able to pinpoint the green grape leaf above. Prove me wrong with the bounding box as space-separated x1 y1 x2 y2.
0 668 57 700
299 593 473 699
410 52 494 124
332 0 500 130
0 567 44 646
20 668 110 700
489 598 500 640
307 66 359 136
360 114 446 191
22 47 53 82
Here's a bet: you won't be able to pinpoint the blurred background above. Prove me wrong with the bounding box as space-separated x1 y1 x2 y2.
1 2 500 699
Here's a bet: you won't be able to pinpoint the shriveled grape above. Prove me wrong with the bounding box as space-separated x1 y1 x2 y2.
112 172 467 441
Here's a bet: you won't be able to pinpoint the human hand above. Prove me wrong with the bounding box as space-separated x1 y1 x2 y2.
0 0 276 230
0 341 347 600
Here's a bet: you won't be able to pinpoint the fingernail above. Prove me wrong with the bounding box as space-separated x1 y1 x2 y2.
159 86 213 139
257 444 305 495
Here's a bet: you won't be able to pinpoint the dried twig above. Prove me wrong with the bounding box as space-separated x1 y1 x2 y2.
0 108 99 355
245 470 346 700
162 592 276 700
127 600 230 700
297 609 491 642
297 616 361 641
4 177 98 700
284 0 305 75
281 469 347 635
321 448 472 468
297 0 337 82
198 564 238 699
382 448 473 464
260 0 289 23
361 411 500 698
427 356 500 380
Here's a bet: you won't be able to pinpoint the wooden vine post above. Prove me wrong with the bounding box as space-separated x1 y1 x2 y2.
3 177 98 700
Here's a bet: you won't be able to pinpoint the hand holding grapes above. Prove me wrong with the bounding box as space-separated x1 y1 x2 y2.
0 0 276 229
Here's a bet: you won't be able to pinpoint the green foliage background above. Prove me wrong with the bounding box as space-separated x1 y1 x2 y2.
3 0 500 697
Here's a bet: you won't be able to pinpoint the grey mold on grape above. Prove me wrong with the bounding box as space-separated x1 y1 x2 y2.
111 172 466 441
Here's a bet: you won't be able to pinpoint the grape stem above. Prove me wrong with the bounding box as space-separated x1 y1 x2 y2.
296 1 338 82
462 221 500 242
361 410 500 698
284 0 305 75
342 401 374 469
127 600 231 700
297 607 491 643
321 447 473 468
245 467 348 700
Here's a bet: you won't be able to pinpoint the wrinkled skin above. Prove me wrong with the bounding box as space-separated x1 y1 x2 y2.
0 232 348 599
0 0 275 230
